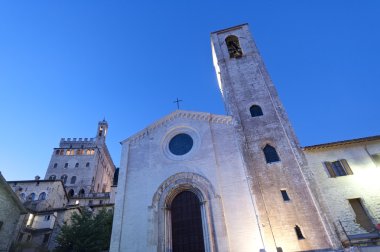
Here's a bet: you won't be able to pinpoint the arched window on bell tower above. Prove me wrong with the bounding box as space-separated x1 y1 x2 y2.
97 119 108 139
225 35 243 58
263 144 280 163
250 105 263 117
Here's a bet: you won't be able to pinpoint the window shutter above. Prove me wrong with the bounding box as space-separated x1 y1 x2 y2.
340 159 353 175
324 161 336 177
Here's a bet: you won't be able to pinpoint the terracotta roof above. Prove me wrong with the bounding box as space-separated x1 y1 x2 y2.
303 135 380 150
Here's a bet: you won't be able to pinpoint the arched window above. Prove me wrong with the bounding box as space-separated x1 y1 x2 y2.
38 192 46 200
225 35 243 58
250 105 263 117
68 189 74 197
49 175 56 180
70 176 77 184
20 193 25 200
171 191 205 251
28 193 35 201
75 163 79 168
61 175 68 184
86 162 90 167
78 189 85 197
263 144 280 163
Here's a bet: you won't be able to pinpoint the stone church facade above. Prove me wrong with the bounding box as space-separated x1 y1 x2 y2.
110 24 347 252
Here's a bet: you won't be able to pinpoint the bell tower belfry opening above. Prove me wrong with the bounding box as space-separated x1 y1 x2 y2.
211 24 334 251
97 119 108 140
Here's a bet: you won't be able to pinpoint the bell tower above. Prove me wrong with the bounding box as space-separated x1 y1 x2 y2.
211 24 334 251
97 119 108 141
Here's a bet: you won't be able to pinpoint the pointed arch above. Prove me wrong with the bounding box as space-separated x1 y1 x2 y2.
28 193 35 201
60 174 68 184
249 105 263 117
225 35 243 58
149 172 228 251
263 144 280 163
49 175 56 180
70 176 77 184
38 192 46 200
68 189 74 198
78 188 85 197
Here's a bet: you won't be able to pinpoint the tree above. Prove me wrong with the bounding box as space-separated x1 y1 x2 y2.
55 208 113 252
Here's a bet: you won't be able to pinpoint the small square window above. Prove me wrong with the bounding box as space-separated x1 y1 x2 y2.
86 162 90 167
75 163 79 168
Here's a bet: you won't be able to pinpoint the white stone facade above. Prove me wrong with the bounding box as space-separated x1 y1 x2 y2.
110 24 343 252
304 137 380 245
111 111 263 251
210 24 334 251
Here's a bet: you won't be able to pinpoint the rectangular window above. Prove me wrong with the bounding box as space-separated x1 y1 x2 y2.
324 159 353 177
66 149 74 155
371 153 380 166
44 215 50 221
280 190 290 201
64 163 68 168
27 234 31 241
348 198 373 232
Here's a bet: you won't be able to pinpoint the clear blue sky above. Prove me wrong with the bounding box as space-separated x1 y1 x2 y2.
1 1 379 181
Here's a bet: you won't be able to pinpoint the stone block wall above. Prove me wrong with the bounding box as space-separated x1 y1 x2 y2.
304 139 380 242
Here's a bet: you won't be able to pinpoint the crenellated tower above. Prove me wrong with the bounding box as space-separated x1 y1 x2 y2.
211 24 334 251
44 120 115 198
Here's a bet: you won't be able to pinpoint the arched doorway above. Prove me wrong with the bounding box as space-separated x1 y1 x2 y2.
171 191 205 252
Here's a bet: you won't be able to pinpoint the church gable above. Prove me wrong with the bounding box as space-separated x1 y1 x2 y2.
121 110 234 145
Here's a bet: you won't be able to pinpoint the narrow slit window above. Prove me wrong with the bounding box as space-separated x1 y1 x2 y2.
295 225 305 239
280 190 290 201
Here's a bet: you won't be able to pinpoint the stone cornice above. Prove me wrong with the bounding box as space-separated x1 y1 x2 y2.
303 135 380 151
121 110 233 145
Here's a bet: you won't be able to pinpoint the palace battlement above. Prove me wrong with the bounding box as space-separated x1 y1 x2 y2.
60 137 95 143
